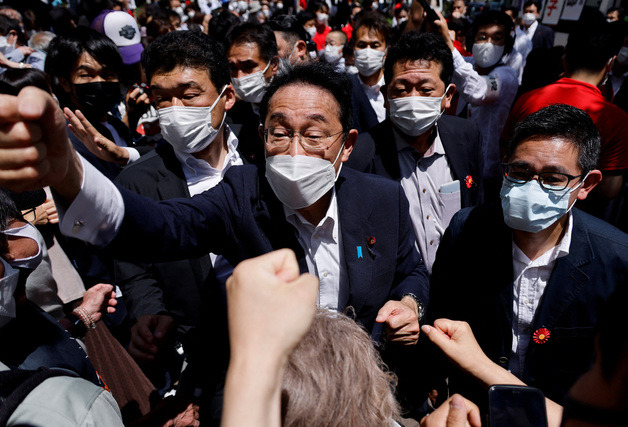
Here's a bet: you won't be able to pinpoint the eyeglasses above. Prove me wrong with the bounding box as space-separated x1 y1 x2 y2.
263 127 346 154
502 164 585 191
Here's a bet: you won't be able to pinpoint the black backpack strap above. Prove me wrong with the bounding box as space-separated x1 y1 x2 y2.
0 367 77 426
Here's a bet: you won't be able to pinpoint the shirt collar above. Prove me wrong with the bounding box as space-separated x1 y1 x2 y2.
284 188 339 244
359 74 385 96
512 211 573 265
393 125 445 158
173 124 241 177
526 20 539 35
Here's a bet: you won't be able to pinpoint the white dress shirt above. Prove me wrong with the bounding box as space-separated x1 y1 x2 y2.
394 127 460 273
452 49 519 179
359 74 387 123
508 212 573 378
523 20 539 40
284 189 347 310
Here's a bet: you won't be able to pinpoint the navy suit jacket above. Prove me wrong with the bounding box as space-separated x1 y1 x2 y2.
107 164 429 336
350 73 381 134
427 204 628 401
345 115 484 208
531 23 554 50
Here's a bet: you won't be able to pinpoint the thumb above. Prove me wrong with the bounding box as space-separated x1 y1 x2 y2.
421 323 452 351
18 87 69 154
446 395 468 426
375 301 395 323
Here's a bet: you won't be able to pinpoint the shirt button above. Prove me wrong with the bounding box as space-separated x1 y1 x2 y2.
422 189 426 193
72 220 84 235
429 240 434 245
322 271 328 278
499 356 509 365
524 298 530 305
426 215 430 220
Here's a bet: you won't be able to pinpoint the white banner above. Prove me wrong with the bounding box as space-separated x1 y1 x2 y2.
561 0 586 21
542 0 565 24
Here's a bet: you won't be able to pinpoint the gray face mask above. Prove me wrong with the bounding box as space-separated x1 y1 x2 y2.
1 223 43 270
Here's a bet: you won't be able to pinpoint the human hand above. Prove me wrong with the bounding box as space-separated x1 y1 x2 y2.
129 314 175 362
18 46 34 57
79 283 117 323
42 199 58 224
161 402 200 427
428 10 455 51
375 296 420 345
421 319 492 376
64 108 130 165
420 394 482 427
125 85 151 120
226 249 319 367
0 87 82 200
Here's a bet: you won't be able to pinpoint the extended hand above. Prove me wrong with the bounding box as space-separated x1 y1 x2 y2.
420 394 482 427
79 283 117 323
129 314 175 362
376 296 420 345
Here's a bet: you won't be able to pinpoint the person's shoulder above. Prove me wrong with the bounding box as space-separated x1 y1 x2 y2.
573 209 628 247
340 166 398 190
114 146 168 185
438 114 479 132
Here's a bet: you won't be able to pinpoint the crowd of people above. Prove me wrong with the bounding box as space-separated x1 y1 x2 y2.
0 0 626 425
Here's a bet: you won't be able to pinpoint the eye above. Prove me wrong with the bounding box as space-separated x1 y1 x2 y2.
269 128 290 138
302 130 326 140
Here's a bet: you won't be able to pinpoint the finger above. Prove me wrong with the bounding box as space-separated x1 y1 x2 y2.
0 94 21 125
375 300 397 323
386 308 417 330
75 110 99 136
153 317 172 339
446 394 469 427
0 120 44 148
421 322 453 351
289 271 319 307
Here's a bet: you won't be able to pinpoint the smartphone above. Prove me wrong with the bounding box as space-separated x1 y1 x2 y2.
488 385 548 427
416 0 440 23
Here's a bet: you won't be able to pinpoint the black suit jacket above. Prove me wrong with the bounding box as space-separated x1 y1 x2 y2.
345 115 484 208
350 73 381 134
531 23 554 51
427 204 628 401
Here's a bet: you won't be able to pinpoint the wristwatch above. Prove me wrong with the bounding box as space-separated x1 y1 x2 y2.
402 293 425 322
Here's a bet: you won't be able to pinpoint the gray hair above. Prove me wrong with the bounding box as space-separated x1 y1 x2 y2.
28 31 56 53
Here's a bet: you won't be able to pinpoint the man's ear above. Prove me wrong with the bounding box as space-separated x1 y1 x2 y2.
296 40 307 61
381 84 389 109
443 83 456 110
223 84 237 112
576 169 603 201
340 129 358 162
269 55 280 76
59 77 72 94
258 124 264 141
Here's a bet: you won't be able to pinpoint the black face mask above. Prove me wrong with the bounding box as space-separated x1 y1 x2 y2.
72 81 121 119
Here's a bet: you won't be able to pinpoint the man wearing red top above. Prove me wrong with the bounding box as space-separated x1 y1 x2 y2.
503 24 627 200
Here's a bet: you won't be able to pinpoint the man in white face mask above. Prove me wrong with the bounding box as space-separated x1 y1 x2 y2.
346 32 484 273
432 10 519 197
426 104 628 405
0 61 430 414
521 0 554 51
348 12 389 133
112 31 257 406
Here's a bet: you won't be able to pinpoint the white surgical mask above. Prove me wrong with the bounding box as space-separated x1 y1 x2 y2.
472 42 505 68
354 47 386 77
158 85 227 154
522 12 536 26
0 259 19 328
305 26 317 38
232 61 272 104
265 143 345 209
1 223 43 270
323 44 343 63
316 13 329 24
500 175 586 233
388 85 451 137
0 35 14 55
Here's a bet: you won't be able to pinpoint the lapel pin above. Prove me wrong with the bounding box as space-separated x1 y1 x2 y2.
465 175 474 189
367 236 376 247
357 246 363 259
533 327 551 345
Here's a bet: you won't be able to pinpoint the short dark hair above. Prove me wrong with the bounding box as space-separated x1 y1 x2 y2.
503 6 519 18
0 14 20 37
45 27 123 99
208 10 241 48
565 15 622 73
352 11 391 47
384 32 453 86
306 0 329 14
226 22 278 63
523 0 542 11
260 61 353 131
296 10 315 27
0 68 52 94
268 15 308 46
507 104 601 174
141 30 230 90
466 10 514 54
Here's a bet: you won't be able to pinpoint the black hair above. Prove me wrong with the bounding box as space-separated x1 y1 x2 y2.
49 6 76 38
394 4 409 17
268 15 308 45
522 0 542 12
226 22 278 63
0 14 20 37
259 61 353 132
0 68 52 94
45 26 123 101
503 6 519 18
207 10 241 48
607 7 625 20
565 13 622 74
384 32 454 86
507 104 601 174
0 188 19 254
306 0 329 14
141 30 230 90
466 10 514 55
352 11 391 47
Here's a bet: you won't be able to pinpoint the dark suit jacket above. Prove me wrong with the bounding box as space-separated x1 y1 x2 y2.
427 204 628 401
531 23 554 51
113 143 216 340
107 165 429 336
345 116 484 208
350 73 381 134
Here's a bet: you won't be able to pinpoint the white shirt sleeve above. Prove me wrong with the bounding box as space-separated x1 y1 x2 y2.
57 155 124 247
123 147 141 164
452 48 501 105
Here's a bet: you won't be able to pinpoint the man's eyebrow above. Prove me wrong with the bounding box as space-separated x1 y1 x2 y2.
306 113 329 123
269 112 286 121
510 161 570 174
150 81 201 91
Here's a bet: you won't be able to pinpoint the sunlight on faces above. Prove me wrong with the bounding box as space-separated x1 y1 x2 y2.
386 60 453 110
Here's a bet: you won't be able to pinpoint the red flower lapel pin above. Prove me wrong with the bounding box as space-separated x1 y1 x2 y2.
465 175 474 189
533 328 551 344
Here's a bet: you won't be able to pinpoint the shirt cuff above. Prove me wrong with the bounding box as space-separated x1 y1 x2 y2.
58 155 124 247
124 147 141 164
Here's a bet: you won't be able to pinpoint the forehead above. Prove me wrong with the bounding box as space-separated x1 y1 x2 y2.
326 32 345 43
453 1 465 7
150 66 215 90
227 42 263 63
355 26 385 43
510 137 581 172
524 4 538 11
265 84 341 126
391 59 444 83
476 24 506 35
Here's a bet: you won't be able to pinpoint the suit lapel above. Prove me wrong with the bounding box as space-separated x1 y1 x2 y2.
438 121 473 207
375 120 402 181
336 172 374 311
